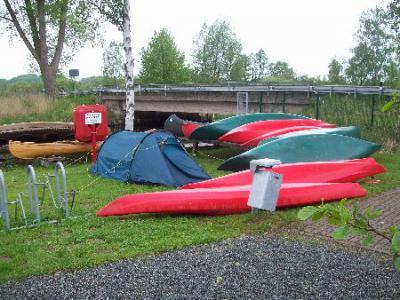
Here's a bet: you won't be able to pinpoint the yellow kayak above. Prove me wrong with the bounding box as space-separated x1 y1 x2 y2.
9 140 102 159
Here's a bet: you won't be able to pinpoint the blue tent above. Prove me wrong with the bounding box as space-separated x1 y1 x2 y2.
90 130 210 186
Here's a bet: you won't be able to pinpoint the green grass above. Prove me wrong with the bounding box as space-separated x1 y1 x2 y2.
0 149 399 282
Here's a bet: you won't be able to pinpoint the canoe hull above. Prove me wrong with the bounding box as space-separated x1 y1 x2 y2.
218 119 335 144
163 114 201 137
9 140 100 159
190 113 311 141
218 134 381 172
97 182 367 217
257 126 361 147
181 158 385 189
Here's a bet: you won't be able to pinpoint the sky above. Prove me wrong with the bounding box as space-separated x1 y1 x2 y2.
0 0 385 80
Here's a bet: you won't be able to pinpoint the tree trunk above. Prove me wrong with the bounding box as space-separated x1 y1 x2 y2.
39 64 58 98
123 0 135 131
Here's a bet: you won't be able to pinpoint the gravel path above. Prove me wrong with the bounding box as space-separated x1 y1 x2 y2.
1 235 399 299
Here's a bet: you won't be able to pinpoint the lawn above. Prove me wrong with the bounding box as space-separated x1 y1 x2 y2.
0 148 399 282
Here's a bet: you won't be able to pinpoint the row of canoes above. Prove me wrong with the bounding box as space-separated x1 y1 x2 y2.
96 113 385 217
164 113 381 172
97 158 385 217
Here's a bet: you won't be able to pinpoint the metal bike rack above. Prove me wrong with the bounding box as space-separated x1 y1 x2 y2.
27 165 41 224
0 170 9 230
0 162 71 231
0 170 27 230
54 162 69 218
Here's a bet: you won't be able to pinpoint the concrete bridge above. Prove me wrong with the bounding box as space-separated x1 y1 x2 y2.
98 84 396 128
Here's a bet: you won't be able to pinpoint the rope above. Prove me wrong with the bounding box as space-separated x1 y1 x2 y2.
194 149 225 161
74 138 173 194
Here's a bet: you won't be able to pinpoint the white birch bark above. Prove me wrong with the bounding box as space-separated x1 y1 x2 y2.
123 0 135 131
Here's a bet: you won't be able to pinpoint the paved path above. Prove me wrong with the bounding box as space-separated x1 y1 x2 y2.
302 188 400 254
1 235 399 299
1 189 400 299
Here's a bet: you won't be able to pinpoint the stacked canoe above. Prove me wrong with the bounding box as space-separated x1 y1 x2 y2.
97 158 385 217
164 113 381 172
96 113 384 218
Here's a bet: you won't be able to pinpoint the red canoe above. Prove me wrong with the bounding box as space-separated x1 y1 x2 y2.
240 126 321 148
180 158 385 190
182 123 201 138
218 119 335 144
97 182 367 217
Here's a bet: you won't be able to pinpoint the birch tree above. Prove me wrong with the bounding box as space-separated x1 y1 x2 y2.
92 0 135 130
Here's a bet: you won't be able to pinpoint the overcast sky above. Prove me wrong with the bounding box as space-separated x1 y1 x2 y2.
0 0 384 80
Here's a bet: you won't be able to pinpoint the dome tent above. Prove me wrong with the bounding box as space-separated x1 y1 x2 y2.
91 130 210 187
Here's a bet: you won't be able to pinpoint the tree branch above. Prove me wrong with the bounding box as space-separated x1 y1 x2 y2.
24 0 40 56
37 0 48 66
3 0 38 60
0 14 12 22
50 0 68 71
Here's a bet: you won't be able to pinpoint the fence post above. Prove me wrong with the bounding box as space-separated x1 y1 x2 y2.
282 92 286 113
370 96 376 126
315 93 320 120
259 92 264 112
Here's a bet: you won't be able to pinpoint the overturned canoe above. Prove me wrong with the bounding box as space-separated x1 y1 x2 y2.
181 158 385 189
218 119 335 145
256 126 361 147
189 113 311 141
218 134 381 172
0 121 74 146
97 182 367 217
163 114 202 138
241 126 321 148
9 140 101 159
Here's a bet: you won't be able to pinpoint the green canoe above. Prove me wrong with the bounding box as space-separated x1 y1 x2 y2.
189 113 311 141
218 134 381 172
257 126 361 146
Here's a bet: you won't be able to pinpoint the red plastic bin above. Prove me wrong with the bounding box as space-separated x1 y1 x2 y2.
73 104 108 142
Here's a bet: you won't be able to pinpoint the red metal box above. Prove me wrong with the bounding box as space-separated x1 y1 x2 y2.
73 104 108 142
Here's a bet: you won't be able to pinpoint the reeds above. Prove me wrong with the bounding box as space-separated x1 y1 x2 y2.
304 94 400 150
0 93 54 120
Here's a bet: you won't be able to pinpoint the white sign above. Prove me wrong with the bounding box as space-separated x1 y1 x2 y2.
85 112 102 125
248 171 283 212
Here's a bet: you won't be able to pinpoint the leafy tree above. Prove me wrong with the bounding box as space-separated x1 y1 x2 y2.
248 49 269 82
102 41 125 86
229 54 249 82
269 61 296 80
328 58 346 84
0 0 101 97
345 7 398 85
388 0 400 39
139 28 190 84
192 20 242 82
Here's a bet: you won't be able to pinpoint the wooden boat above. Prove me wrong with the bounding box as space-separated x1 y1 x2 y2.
256 126 361 147
97 182 367 217
218 119 335 144
9 140 102 159
0 122 74 146
218 134 381 172
189 113 312 141
181 158 385 190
